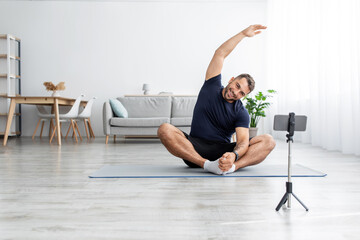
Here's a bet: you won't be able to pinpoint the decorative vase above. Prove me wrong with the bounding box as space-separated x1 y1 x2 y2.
249 127 258 138
52 91 60 97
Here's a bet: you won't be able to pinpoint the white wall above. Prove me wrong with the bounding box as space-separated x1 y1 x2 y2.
0 0 267 136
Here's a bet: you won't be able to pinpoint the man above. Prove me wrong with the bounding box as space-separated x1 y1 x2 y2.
157 24 276 175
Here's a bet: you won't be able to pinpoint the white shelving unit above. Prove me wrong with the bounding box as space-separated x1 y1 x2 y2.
0 34 21 136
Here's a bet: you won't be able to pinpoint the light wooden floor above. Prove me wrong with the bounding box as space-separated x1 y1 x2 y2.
1 136 360 239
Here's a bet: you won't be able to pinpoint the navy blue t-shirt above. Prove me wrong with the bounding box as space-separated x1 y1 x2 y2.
190 74 250 143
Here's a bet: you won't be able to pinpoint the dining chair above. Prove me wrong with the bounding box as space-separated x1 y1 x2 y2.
66 97 96 139
45 94 85 143
32 105 76 139
32 105 51 139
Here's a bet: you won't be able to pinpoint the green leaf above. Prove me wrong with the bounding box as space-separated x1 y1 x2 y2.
259 102 271 107
244 89 277 127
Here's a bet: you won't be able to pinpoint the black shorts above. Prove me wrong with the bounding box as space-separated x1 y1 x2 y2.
182 131 236 168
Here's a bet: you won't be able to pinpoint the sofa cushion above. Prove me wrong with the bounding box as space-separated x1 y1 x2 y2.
117 97 171 118
109 99 128 118
170 117 192 126
171 96 197 118
110 117 170 127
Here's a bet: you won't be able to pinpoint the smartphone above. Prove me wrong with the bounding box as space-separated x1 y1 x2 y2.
273 115 307 131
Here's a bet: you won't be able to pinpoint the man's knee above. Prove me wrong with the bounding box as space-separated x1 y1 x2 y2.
157 123 174 139
263 134 276 151
157 123 169 138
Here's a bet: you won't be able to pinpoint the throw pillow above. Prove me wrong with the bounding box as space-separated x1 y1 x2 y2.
109 99 128 118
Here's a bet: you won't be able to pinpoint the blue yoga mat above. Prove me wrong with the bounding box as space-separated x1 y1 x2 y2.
89 164 327 178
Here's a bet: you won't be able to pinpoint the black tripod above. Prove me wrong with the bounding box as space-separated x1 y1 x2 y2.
275 113 309 211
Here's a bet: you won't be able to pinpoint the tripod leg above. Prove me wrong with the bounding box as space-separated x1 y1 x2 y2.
291 193 309 211
276 193 289 211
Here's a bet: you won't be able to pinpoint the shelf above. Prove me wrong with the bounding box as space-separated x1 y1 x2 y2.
0 113 21 116
0 34 21 42
0 94 21 97
0 74 21 79
0 54 21 61
0 131 21 135
0 34 21 137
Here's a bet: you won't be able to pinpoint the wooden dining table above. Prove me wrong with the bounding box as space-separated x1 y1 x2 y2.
3 96 87 146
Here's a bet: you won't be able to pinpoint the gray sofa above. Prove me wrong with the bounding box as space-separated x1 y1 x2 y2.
103 96 197 143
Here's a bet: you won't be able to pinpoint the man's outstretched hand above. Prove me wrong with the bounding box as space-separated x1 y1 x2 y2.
241 24 267 38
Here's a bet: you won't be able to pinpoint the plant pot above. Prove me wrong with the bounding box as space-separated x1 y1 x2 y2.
249 127 258 138
52 91 60 97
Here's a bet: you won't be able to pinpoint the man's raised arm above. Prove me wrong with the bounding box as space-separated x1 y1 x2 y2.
205 24 267 80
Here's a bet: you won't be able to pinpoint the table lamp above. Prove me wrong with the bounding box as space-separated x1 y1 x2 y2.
142 84 150 95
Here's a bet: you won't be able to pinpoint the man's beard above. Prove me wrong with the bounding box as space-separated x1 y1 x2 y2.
224 86 235 101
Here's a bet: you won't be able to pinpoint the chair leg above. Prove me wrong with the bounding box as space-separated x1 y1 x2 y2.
65 124 72 139
83 119 90 139
71 122 75 138
49 119 54 138
53 121 57 137
40 121 45 139
114 135 116 143
105 135 109 144
60 123 63 138
32 119 41 139
71 120 78 143
50 119 57 138
71 123 75 138
49 125 57 143
74 121 83 141
88 118 95 138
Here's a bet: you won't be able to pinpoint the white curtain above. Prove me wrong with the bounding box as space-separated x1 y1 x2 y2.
265 0 360 155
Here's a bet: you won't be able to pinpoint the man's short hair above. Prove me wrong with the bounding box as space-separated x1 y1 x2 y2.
235 73 255 94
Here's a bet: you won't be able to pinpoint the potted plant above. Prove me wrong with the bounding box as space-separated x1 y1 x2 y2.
244 89 276 138
43 82 66 97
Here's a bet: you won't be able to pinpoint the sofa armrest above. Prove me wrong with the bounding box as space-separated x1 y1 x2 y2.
103 101 114 135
